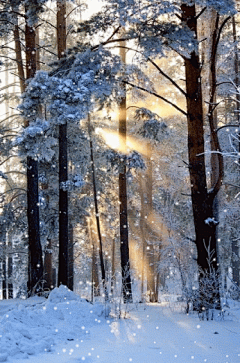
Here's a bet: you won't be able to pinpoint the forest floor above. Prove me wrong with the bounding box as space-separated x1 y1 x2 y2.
0 286 240 363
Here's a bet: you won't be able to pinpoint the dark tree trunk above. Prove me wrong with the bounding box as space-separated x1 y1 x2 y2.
2 258 6 300
1 227 7 299
68 224 74 291
57 0 69 287
7 237 13 299
119 42 132 303
58 122 69 286
25 13 43 295
88 114 108 300
231 16 240 287
89 218 100 299
26 156 43 293
181 3 221 311
232 16 240 121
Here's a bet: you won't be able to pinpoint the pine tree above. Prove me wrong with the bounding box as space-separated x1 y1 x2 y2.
57 0 69 288
25 5 44 294
118 41 133 302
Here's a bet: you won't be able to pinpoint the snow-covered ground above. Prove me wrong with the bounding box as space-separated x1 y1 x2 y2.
0 286 240 363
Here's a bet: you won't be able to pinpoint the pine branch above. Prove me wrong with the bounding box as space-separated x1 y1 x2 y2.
195 7 207 20
123 80 187 116
112 45 187 97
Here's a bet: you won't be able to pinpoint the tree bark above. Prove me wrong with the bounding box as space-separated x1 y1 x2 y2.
25 11 43 295
181 3 221 311
7 236 13 299
57 0 69 288
68 224 74 291
231 16 240 287
119 41 133 303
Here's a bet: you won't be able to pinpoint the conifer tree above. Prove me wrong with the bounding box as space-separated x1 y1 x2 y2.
119 42 132 302
25 4 44 295
57 0 69 288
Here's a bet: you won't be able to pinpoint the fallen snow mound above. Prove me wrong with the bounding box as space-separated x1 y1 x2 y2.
47 284 80 303
0 286 104 361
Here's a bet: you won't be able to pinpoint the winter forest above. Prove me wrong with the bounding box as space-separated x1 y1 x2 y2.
0 0 240 362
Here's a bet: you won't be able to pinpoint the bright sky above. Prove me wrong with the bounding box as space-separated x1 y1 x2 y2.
82 0 105 19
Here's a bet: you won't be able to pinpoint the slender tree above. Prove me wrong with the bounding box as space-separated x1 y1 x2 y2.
231 16 240 287
119 41 133 302
181 3 224 310
88 114 108 300
57 0 69 288
25 5 44 294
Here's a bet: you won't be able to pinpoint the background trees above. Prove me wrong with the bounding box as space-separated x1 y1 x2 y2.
0 0 239 312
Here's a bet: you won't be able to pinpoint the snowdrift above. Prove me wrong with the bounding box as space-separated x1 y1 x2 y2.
0 286 103 361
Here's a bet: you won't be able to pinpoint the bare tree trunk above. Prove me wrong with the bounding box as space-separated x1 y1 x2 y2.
57 0 69 288
1 227 7 300
146 142 157 302
232 16 240 122
68 224 74 291
231 16 240 287
209 11 220 230
89 218 100 299
139 176 146 301
7 235 13 299
181 3 222 311
25 9 43 295
111 236 116 297
2 258 7 300
88 115 108 300
119 41 132 303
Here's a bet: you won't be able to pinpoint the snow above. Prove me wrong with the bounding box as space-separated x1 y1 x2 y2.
0 287 240 363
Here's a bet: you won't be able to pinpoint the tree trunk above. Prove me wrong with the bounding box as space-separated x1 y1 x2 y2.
25 11 43 295
119 42 133 303
68 224 74 291
139 176 146 301
7 236 13 299
1 226 7 300
89 218 100 299
181 3 221 311
57 0 69 287
209 11 219 248
88 114 108 300
111 236 116 298
146 142 157 302
231 16 240 287
2 258 7 300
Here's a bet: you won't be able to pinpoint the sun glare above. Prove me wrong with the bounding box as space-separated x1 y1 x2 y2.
96 128 151 156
